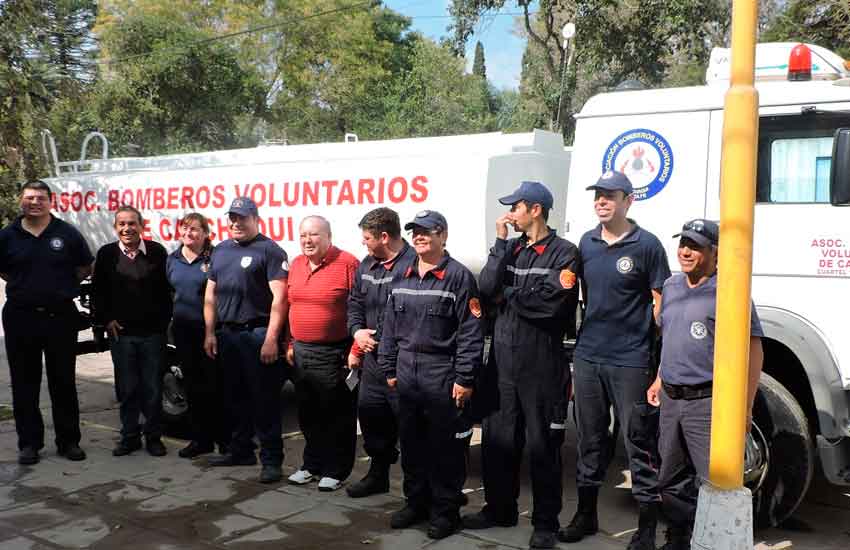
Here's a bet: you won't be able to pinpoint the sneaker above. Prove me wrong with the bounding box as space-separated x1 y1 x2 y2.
178 441 214 459
390 505 428 529
207 453 258 467
259 465 283 484
317 477 341 492
57 444 87 461
530 529 557 549
18 447 40 465
288 469 314 485
112 438 142 457
145 438 167 457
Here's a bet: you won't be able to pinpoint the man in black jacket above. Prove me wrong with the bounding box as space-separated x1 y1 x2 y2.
93 205 172 457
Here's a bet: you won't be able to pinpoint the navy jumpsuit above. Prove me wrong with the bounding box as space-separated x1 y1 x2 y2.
378 254 484 523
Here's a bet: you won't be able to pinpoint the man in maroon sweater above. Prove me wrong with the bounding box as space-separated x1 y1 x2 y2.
285 215 360 492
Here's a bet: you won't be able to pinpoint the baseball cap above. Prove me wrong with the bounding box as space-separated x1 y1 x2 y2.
673 219 719 247
227 197 258 217
586 170 634 194
498 181 554 210
404 210 448 232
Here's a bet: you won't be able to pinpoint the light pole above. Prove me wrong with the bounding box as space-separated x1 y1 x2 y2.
553 22 575 132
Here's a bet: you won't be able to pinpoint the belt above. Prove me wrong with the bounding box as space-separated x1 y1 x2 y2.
662 381 713 400
7 300 74 315
218 318 269 331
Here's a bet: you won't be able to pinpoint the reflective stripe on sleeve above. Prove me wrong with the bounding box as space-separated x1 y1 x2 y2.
391 288 457 301
506 265 553 276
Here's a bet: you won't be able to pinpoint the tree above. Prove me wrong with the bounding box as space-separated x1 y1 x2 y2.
472 41 486 78
762 1 850 58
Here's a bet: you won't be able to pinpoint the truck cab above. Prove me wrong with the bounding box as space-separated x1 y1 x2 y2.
564 42 850 526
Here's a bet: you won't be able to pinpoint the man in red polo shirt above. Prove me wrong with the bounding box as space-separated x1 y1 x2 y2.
286 215 360 492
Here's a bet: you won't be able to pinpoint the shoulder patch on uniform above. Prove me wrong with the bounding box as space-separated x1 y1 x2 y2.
281 259 289 271
559 269 577 289
468 297 482 318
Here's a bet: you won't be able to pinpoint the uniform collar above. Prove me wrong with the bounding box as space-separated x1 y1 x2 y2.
172 244 209 265
369 239 410 272
13 214 58 237
405 252 450 280
514 227 557 256
119 239 147 256
590 219 641 246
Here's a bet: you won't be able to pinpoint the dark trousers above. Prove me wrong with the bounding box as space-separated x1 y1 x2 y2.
218 326 285 466
3 302 81 451
481 342 569 531
109 332 166 441
292 340 358 481
172 319 227 448
573 357 660 503
397 352 469 524
358 355 400 469
658 390 711 526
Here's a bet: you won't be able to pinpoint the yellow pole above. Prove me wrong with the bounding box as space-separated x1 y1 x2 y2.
709 0 760 490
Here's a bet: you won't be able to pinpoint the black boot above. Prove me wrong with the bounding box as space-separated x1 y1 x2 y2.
659 525 691 550
557 486 599 543
346 462 390 498
626 503 658 550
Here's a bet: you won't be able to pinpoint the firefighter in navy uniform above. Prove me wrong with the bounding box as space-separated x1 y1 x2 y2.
345 208 417 498
462 181 579 550
378 210 484 540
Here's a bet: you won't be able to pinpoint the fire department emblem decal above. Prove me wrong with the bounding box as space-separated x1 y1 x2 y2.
49 237 64 251
281 259 289 271
690 321 707 340
602 128 674 201
616 256 634 274
240 256 253 268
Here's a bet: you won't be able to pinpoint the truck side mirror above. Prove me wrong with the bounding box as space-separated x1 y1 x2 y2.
830 128 850 206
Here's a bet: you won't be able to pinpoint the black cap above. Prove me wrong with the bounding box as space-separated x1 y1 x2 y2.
498 181 554 210
404 210 448 231
227 197 258 217
586 170 634 194
673 219 719 247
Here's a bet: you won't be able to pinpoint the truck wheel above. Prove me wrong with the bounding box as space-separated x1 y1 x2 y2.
748 372 814 527
161 370 191 439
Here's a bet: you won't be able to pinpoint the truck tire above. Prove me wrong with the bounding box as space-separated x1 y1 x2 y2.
749 372 814 527
161 370 191 439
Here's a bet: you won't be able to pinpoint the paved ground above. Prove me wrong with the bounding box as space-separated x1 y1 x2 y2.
0 347 848 549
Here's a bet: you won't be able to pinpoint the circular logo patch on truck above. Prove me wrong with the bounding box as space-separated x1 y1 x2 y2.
602 128 674 201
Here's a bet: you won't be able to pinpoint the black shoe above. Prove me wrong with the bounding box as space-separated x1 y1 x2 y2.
58 444 87 461
112 439 142 457
659 526 691 550
207 453 258 467
427 517 459 540
259 465 282 484
530 529 558 549
346 472 389 498
146 438 167 457
461 509 517 529
390 505 429 529
18 447 40 465
627 503 658 550
178 441 214 459
557 487 599 543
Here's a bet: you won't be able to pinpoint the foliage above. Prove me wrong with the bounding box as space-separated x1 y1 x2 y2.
762 1 850 58
472 41 486 78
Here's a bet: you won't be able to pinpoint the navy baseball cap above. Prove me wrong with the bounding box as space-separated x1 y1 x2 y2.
674 219 719 247
498 181 554 210
227 197 258 217
586 170 634 194
404 210 448 231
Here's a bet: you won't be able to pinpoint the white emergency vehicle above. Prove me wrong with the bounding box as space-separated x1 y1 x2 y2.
40 41 850 528
564 42 850 526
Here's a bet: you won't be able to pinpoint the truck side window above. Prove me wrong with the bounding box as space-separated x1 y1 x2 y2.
757 112 850 204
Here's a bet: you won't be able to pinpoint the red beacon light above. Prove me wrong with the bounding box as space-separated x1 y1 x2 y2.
788 43 812 81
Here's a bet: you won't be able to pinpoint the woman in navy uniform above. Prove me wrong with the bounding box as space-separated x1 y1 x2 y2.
378 210 484 540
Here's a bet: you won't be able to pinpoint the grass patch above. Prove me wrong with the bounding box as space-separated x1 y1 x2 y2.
0 405 13 421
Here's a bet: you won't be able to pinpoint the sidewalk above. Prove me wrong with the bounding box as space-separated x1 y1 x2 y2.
0 350 630 550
